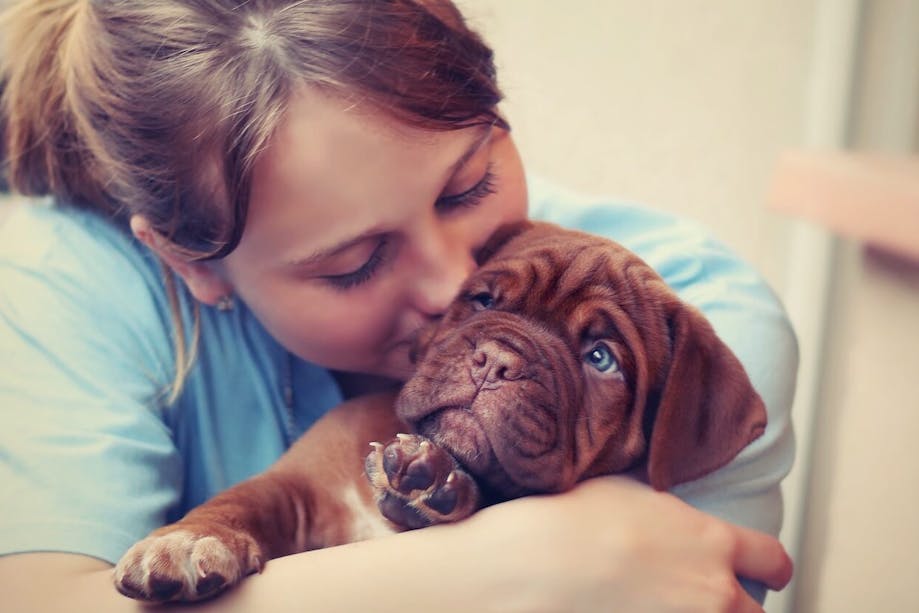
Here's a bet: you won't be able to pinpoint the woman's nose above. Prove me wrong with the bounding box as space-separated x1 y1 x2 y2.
409 229 477 318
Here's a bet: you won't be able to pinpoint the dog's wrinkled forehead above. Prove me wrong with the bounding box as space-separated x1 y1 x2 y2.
463 222 660 324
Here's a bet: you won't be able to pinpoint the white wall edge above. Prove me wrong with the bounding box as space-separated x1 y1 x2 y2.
764 1 862 612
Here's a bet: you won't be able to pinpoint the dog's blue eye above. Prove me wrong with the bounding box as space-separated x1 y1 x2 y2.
471 292 495 310
585 343 619 373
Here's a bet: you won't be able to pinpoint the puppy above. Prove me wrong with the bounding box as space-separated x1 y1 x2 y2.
114 221 766 602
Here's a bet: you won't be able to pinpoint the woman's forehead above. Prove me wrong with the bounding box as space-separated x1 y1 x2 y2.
236 87 490 266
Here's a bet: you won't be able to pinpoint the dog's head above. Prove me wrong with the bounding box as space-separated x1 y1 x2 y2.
396 221 766 498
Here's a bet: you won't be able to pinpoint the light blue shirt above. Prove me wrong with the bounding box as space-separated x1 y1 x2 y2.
0 177 795 602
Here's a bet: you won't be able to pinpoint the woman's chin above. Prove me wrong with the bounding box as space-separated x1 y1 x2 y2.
336 355 414 386
379 362 415 383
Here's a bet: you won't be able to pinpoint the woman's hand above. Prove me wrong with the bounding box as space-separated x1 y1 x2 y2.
455 475 792 612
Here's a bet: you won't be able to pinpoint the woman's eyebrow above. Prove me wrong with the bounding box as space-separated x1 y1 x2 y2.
285 229 380 270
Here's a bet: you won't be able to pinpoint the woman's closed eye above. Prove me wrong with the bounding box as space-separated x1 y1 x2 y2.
321 166 498 291
435 163 496 214
321 238 390 290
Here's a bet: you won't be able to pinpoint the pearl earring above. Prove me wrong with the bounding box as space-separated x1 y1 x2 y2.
216 295 235 312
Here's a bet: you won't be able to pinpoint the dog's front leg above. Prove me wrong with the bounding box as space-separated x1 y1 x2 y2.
113 392 404 603
112 468 313 602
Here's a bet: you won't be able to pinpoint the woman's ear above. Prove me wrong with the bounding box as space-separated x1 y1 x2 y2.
130 215 233 306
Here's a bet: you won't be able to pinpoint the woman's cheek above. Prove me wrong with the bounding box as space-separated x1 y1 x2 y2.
324 291 394 348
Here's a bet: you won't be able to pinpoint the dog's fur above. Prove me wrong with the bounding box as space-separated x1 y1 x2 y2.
114 221 766 603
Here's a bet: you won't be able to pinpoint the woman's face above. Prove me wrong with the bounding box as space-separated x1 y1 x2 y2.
219 87 528 380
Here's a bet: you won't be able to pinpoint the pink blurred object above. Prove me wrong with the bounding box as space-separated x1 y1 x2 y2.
769 151 919 264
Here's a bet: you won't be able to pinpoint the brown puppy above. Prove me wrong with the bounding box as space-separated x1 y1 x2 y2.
113 221 766 603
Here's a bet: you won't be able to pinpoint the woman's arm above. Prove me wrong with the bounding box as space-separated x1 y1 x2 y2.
0 477 790 613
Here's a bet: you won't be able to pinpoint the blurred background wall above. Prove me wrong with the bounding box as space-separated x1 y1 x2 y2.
459 0 817 290
457 1 919 612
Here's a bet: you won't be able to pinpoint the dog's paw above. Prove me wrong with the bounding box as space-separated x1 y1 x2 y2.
113 527 264 603
365 433 480 529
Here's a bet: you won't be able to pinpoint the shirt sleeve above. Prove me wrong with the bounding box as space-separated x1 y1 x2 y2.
0 206 183 565
529 176 797 602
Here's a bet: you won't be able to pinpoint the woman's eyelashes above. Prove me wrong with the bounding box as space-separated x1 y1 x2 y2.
323 238 390 290
435 164 496 214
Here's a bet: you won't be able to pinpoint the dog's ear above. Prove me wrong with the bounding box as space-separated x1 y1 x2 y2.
646 303 767 491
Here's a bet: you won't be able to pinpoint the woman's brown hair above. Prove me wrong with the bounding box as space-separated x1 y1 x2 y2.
0 0 506 400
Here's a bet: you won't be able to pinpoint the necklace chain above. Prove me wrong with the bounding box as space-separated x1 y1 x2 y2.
280 351 297 446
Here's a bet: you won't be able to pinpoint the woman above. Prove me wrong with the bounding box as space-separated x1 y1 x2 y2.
0 1 795 610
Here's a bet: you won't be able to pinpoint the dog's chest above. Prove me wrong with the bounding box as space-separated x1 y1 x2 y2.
338 483 397 541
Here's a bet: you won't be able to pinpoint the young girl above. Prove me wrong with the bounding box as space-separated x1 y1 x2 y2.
0 1 795 611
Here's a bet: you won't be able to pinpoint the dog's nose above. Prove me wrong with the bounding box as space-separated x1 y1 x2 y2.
471 340 525 385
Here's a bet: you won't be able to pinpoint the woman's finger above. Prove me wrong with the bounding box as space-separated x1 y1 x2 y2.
734 586 768 613
731 524 794 591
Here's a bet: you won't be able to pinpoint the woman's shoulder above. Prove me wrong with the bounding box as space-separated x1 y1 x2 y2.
527 175 777 301
0 199 174 331
0 200 178 395
530 175 726 254
0 199 158 280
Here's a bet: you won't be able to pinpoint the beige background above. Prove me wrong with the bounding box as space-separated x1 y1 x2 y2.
458 0 817 290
